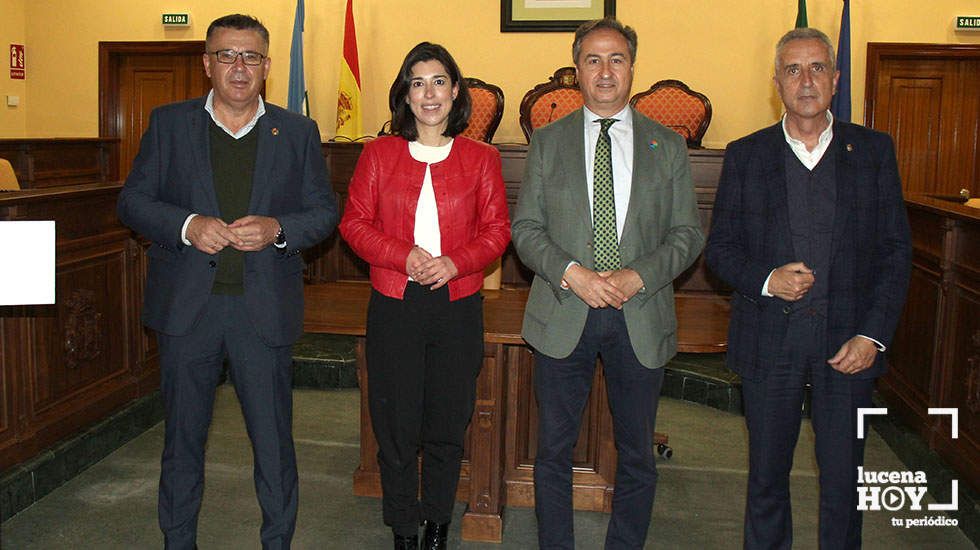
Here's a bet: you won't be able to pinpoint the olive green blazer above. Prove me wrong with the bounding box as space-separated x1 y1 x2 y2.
511 108 704 368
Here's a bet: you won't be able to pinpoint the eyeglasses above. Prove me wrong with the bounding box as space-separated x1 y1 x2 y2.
209 49 266 66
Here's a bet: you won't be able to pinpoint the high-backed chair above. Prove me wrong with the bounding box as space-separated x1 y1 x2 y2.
629 79 712 148
519 67 584 141
0 158 20 191
461 77 504 143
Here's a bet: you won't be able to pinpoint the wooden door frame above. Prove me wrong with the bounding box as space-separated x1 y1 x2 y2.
98 41 206 138
864 43 980 128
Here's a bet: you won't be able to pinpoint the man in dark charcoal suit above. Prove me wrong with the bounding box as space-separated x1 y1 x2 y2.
705 27 911 550
117 14 337 549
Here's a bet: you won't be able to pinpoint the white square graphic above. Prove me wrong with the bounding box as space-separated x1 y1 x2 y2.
0 220 56 305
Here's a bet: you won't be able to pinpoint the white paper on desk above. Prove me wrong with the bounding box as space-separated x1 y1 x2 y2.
0 221 56 305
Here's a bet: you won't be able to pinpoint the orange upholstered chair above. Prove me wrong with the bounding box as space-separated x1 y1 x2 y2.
629 79 712 148
461 77 504 143
518 67 584 141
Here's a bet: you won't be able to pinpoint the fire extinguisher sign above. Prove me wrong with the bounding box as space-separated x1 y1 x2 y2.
10 44 25 79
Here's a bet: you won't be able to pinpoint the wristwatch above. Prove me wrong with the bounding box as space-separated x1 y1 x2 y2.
274 225 286 246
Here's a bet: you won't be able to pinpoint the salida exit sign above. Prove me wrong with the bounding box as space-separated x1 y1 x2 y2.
956 16 980 31
162 13 190 26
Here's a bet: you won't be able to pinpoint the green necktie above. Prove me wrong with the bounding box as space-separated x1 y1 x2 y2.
592 118 621 272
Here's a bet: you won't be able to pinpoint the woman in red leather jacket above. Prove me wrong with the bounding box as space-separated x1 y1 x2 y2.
339 42 510 550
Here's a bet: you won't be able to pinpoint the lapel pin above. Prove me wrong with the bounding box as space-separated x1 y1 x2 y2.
271 127 279 136
846 143 853 152
649 139 659 150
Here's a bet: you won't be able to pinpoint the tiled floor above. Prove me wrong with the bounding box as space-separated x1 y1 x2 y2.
2 385 974 549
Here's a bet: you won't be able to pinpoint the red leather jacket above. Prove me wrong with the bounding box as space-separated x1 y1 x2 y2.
339 135 511 301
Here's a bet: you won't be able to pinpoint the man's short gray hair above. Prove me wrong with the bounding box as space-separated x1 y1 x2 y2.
775 27 836 73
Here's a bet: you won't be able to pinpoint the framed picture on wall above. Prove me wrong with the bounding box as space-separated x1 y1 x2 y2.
501 0 616 32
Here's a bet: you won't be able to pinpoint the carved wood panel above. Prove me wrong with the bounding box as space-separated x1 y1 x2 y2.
502 344 618 512
31 248 128 412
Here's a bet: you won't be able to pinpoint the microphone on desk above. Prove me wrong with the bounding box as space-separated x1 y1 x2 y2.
546 102 558 125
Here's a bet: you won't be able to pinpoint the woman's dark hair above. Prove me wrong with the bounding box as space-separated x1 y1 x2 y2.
388 42 471 141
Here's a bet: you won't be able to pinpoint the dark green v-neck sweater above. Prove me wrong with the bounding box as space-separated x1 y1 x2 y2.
209 119 258 295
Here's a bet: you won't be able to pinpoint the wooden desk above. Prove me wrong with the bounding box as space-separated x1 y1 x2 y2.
881 196 980 492
304 282 728 542
0 184 157 470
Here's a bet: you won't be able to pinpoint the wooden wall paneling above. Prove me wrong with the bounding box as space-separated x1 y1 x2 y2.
0 139 119 189
0 311 27 463
503 345 535 506
461 342 507 542
933 221 980 490
123 238 159 396
880 207 946 440
890 196 980 492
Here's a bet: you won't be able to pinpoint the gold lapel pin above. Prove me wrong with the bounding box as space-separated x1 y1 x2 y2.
846 143 854 152
271 128 279 136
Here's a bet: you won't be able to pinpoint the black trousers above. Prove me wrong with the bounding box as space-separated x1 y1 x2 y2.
742 313 874 550
533 307 665 550
156 294 297 550
366 283 483 536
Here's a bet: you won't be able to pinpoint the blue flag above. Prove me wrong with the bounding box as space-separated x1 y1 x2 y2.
287 0 309 116
831 0 851 122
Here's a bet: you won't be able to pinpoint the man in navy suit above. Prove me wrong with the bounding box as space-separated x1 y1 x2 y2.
117 14 337 549
705 28 911 549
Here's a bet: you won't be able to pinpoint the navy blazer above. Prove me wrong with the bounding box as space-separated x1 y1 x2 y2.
117 97 338 346
705 120 911 381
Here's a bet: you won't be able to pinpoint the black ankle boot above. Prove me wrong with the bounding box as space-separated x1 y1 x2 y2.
393 532 419 550
421 520 448 550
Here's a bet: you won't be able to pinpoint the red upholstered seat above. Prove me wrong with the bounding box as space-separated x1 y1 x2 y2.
630 79 712 148
519 67 584 141
460 77 504 143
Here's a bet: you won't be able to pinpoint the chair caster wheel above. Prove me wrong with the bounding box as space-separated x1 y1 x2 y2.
657 443 673 460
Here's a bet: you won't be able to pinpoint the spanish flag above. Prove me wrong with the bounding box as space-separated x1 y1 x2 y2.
335 0 362 139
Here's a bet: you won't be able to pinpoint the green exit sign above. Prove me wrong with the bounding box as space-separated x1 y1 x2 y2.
162 13 190 26
956 16 980 31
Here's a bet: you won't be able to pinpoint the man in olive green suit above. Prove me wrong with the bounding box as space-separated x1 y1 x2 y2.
511 18 704 550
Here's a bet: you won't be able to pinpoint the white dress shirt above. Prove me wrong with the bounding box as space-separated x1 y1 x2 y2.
583 105 634 240
408 139 453 280
561 105 635 286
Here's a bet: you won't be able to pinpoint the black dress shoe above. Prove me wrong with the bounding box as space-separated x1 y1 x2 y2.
421 520 448 550
393 532 419 550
